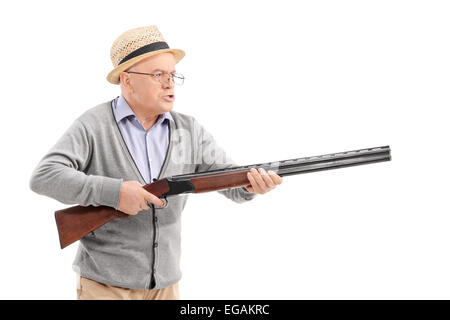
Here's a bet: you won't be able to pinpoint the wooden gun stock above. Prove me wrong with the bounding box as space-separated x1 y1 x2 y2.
55 179 171 249
54 205 128 249
55 145 391 249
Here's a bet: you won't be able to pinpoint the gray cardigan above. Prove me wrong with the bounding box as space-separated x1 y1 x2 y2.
29 99 256 290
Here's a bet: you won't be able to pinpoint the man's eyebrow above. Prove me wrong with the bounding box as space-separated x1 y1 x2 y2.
151 68 176 73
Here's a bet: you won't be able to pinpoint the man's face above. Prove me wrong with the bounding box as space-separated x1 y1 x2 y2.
121 52 176 114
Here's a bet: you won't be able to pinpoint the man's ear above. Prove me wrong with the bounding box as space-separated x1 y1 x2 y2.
119 72 132 92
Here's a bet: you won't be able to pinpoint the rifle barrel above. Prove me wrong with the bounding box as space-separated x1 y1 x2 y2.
170 145 391 181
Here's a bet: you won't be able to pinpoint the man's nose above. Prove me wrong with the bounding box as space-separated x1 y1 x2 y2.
163 78 174 88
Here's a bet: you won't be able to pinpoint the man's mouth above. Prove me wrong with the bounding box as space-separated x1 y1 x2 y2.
163 94 175 102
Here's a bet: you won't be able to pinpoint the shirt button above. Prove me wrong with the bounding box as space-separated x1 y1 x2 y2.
154 216 158 222
154 243 158 248
149 158 152 162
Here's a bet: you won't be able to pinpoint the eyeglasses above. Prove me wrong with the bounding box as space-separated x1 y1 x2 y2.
125 71 185 86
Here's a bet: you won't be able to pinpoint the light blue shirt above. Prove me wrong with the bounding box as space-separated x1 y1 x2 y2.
112 95 174 184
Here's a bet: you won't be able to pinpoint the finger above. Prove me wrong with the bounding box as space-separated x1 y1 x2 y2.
267 170 283 185
142 201 150 210
144 191 165 207
139 200 148 210
249 168 267 193
247 169 264 194
244 184 254 193
253 168 267 192
258 168 276 189
256 169 275 193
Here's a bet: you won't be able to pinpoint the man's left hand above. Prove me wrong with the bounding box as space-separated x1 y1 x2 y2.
244 167 283 194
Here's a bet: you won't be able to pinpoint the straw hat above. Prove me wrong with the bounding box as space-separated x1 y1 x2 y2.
106 25 185 84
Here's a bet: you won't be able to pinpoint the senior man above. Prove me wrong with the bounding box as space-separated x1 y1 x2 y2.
29 25 282 300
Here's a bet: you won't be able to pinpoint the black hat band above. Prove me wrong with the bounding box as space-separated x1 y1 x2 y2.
118 41 170 66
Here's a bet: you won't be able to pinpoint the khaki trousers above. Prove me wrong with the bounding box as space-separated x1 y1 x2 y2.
77 275 180 300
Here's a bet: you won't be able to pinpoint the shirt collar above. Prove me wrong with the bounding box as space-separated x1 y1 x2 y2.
113 95 174 125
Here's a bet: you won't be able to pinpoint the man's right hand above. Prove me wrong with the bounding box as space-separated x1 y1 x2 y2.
117 181 165 215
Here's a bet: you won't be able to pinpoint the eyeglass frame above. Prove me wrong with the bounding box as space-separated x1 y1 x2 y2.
124 70 185 85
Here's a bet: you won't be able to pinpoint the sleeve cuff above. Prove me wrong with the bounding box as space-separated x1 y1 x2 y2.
99 176 123 209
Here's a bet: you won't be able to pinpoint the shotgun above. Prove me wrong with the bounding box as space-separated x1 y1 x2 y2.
55 145 391 249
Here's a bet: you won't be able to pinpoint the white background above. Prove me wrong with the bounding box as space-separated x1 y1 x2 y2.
1 0 449 299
